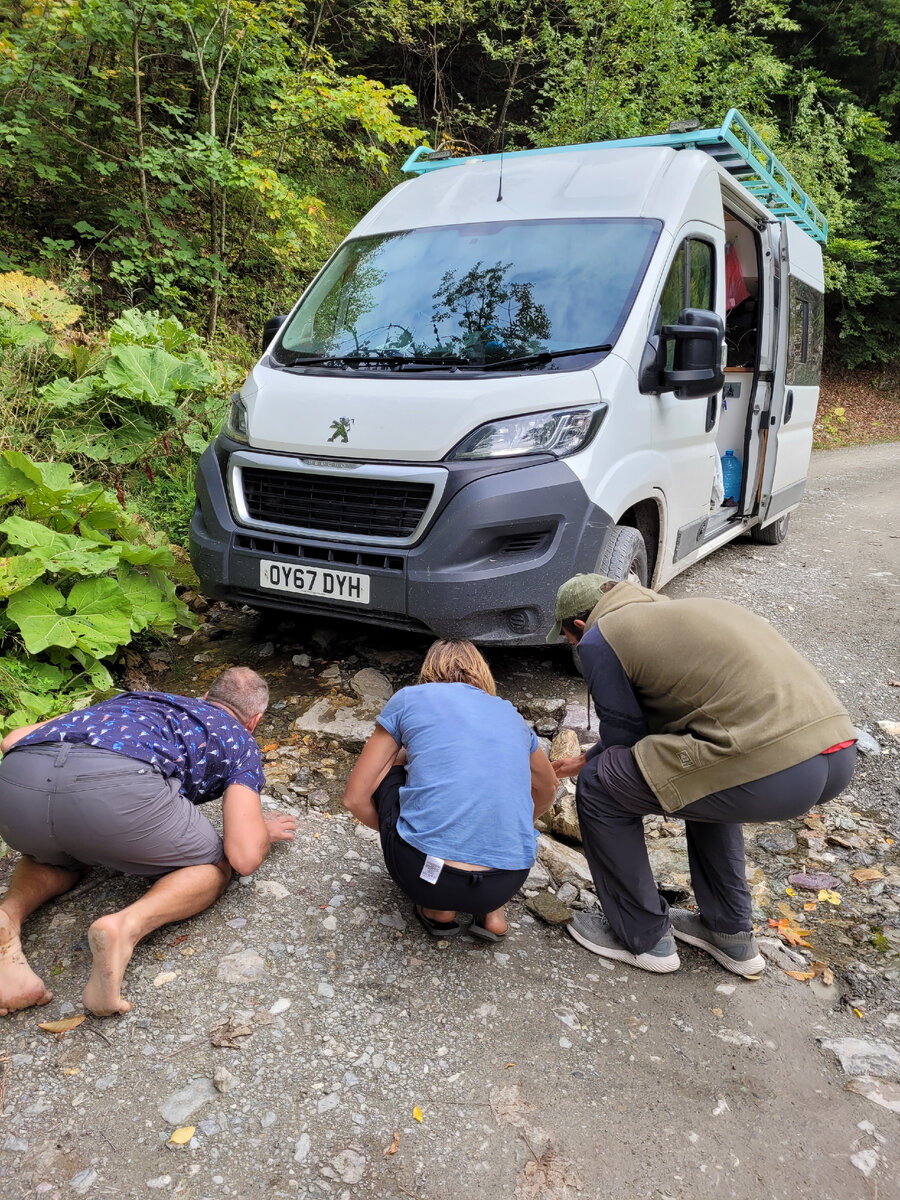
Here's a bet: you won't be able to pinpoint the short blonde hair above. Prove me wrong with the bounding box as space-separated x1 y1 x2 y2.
417 639 497 696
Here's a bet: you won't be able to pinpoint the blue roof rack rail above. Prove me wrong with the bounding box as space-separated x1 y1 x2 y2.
401 109 827 243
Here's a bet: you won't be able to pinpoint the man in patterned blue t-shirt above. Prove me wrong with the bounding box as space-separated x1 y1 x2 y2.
0 667 295 1018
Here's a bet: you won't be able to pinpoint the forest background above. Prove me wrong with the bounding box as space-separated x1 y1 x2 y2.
0 0 897 730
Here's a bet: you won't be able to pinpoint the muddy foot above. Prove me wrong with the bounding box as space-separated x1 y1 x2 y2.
83 916 135 1016
0 910 52 1015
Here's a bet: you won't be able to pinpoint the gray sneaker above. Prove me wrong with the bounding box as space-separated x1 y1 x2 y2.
567 913 680 973
670 909 765 977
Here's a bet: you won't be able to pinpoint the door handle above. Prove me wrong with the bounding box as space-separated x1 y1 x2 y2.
784 389 794 424
705 394 718 433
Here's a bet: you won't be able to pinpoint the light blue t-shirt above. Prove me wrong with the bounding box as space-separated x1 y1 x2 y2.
375 682 539 870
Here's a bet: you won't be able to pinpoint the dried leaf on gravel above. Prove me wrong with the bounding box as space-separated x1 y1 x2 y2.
768 918 812 948
209 1017 253 1048
852 868 884 885
38 1015 86 1034
803 902 818 912
384 1130 400 1157
516 1149 583 1200
168 1126 195 1146
817 889 842 905
412 1106 423 1123
785 970 815 981
811 961 835 986
490 1084 535 1128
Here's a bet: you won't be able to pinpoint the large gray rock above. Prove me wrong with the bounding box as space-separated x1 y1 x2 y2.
525 891 573 925
351 668 393 709
561 702 590 733
159 1077 218 1125
292 698 375 752
536 834 593 888
217 950 266 983
819 1037 900 1082
518 697 565 724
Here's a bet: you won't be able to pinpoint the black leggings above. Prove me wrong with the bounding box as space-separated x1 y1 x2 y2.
372 766 530 912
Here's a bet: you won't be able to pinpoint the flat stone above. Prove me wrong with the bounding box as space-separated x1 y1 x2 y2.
70 1169 99 1194
755 828 798 854
292 653 311 667
294 1133 311 1163
819 1037 900 1082
846 1076 900 1114
293 698 375 752
254 880 289 900
561 702 590 733
351 668 393 709
3 1137 27 1152
159 1077 219 1125
213 1064 238 1094
522 861 552 892
269 997 291 1015
318 664 341 682
147 1177 172 1190
257 642 275 659
547 783 581 843
379 910 407 931
854 727 881 756
217 950 266 983
318 1093 340 1114
525 891 573 925
537 834 593 888
758 937 808 971
518 697 566 724
788 871 842 892
877 720 900 741
329 1147 366 1184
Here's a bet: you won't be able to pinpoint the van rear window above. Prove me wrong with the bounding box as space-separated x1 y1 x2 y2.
272 218 661 371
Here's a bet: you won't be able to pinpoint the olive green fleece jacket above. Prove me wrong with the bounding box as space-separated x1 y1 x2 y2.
584 583 856 812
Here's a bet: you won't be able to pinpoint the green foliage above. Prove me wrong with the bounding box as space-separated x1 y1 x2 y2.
0 449 193 734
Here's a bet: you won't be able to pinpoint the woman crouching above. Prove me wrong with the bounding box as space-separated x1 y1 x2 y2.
343 640 558 940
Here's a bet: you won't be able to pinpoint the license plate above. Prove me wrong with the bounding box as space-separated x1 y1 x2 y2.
259 559 370 605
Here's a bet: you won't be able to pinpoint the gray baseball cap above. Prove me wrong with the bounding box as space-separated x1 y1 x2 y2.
546 573 616 642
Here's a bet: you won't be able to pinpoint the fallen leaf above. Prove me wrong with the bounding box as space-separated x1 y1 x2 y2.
38 1015 86 1034
384 1130 400 1157
803 901 818 912
168 1126 195 1146
853 1008 864 1018
62 1067 81 1075
785 970 815 981
505 1062 516 1068
818 889 842 905
768 917 812 948
852 868 884 885
785 886 796 897
209 1016 253 1049
412 1106 423 1123
170 934 189 946
261 742 280 752
810 961 835 986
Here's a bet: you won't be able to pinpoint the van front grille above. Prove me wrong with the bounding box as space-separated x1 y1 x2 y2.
240 468 433 539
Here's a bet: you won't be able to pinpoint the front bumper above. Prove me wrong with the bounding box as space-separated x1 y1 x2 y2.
190 442 612 645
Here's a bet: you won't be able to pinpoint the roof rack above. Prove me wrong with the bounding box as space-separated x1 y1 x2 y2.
401 108 827 243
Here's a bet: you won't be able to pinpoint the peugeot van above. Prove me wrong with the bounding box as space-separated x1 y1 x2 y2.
190 109 826 644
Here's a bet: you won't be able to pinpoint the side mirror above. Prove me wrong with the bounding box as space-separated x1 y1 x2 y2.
262 314 288 353
660 308 725 399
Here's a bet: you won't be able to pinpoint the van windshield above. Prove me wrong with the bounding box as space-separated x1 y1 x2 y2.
272 218 661 370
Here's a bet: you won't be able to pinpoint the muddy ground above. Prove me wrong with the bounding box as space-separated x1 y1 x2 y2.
1 442 899 1200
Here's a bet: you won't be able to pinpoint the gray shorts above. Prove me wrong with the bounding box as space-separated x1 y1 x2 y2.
0 743 224 877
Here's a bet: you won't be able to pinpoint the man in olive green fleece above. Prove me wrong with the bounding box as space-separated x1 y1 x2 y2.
548 574 857 976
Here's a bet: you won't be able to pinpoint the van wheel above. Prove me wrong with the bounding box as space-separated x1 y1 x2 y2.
598 525 649 586
750 513 790 545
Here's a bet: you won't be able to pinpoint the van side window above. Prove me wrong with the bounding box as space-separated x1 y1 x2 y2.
657 239 714 368
786 277 824 386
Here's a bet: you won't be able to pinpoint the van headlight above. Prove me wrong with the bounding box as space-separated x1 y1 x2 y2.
447 404 607 460
223 394 250 443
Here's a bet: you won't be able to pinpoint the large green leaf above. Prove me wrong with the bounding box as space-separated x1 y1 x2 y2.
2 451 74 497
0 515 122 575
6 581 76 653
65 577 134 657
0 553 46 599
39 375 97 409
52 417 160 465
102 345 186 408
116 565 177 632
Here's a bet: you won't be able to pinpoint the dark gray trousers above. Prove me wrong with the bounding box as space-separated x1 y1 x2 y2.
575 744 857 955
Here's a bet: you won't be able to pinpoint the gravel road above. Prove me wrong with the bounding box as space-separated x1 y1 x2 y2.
1 443 899 1200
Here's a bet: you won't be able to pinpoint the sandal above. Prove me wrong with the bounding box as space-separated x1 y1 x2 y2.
414 905 461 938
469 915 508 942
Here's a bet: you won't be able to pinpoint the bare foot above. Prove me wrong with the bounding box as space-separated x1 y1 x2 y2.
83 915 135 1016
0 909 52 1015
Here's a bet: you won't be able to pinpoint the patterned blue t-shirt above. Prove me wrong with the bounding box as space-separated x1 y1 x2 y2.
14 692 264 805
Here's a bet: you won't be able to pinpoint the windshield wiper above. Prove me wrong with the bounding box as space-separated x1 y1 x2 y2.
478 343 614 370
279 353 469 370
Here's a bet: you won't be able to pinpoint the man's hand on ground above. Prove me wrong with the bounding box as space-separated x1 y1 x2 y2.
263 812 298 844
552 753 587 780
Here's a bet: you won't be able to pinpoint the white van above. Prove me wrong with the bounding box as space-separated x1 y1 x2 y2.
190 109 826 645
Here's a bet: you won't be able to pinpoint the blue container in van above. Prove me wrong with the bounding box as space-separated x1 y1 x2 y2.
721 450 743 503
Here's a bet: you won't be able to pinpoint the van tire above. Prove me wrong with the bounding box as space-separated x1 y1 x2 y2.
749 513 790 545
598 525 649 586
